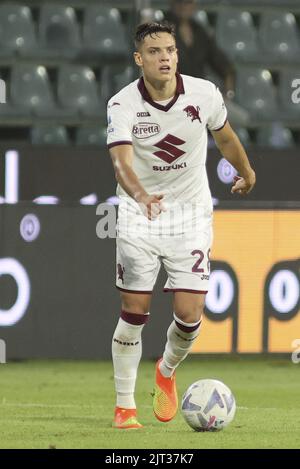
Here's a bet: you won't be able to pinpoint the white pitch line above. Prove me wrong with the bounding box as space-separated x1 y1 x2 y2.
237 406 279 411
0 403 105 408
128 403 284 411
0 403 281 411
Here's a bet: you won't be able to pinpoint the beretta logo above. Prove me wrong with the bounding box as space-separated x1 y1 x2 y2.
132 122 160 139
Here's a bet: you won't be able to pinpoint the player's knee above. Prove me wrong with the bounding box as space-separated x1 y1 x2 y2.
174 294 205 323
176 311 203 324
122 304 149 315
121 295 150 315
174 304 204 324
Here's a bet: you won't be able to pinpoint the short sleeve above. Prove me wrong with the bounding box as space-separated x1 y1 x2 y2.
107 99 133 149
207 86 227 131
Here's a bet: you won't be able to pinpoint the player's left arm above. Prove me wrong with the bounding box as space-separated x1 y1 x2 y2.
211 121 256 195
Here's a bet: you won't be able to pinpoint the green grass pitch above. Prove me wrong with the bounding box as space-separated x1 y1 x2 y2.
0 357 299 449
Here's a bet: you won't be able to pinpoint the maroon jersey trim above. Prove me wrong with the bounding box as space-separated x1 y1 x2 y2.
211 118 228 132
163 288 208 294
108 140 132 149
117 286 153 294
175 320 201 333
121 310 150 325
137 72 185 112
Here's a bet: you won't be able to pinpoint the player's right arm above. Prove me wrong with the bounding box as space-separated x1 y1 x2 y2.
109 144 164 220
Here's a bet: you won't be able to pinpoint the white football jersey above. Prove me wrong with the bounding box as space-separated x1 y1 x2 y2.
107 73 227 235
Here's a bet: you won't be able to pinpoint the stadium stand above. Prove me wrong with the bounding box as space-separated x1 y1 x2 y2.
235 67 278 119
234 127 252 146
259 12 300 62
256 122 295 148
57 65 105 118
279 69 300 119
215 9 259 61
0 4 37 58
75 125 107 146
38 4 81 58
82 5 130 60
100 64 134 103
193 9 210 30
10 64 72 118
0 0 299 146
31 124 70 144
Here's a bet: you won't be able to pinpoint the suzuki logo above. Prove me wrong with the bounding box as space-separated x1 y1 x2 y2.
153 134 186 164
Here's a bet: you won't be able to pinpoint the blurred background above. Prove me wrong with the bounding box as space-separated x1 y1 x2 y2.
0 0 299 361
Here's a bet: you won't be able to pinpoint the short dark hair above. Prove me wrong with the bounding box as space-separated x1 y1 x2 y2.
134 22 176 49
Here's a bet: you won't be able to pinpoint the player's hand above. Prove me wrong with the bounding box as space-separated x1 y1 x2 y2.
231 170 256 195
139 194 166 220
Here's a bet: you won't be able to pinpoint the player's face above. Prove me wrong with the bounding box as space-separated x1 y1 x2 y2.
134 33 178 83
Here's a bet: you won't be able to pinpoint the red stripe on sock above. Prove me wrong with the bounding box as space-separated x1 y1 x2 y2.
175 320 201 333
121 310 150 325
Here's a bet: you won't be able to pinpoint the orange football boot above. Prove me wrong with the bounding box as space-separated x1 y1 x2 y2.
153 358 178 422
113 407 143 429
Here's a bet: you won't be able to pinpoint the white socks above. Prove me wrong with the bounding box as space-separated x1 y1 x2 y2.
159 314 201 378
112 312 149 409
112 311 201 408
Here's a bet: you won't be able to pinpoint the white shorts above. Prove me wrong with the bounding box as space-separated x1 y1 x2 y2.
116 227 213 294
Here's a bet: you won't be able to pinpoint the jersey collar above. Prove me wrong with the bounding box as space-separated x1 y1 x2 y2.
137 72 185 112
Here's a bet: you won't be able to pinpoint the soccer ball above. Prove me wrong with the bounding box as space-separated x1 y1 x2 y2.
181 379 236 431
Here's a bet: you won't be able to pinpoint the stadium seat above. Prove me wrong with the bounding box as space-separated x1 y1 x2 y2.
10 64 70 117
82 5 129 59
38 5 80 58
139 8 164 23
0 4 37 58
235 68 278 119
215 9 258 60
279 69 300 118
31 125 70 145
259 12 300 61
76 126 107 146
153 10 164 22
57 65 105 118
100 65 134 103
256 123 295 148
0 78 28 118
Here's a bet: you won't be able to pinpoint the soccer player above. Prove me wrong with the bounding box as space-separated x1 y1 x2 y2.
107 22 255 429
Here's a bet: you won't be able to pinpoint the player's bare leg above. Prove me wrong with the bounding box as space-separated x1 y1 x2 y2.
120 292 151 315
112 292 151 429
161 291 204 375
153 292 204 422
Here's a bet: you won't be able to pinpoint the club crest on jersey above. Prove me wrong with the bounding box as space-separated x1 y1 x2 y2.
132 122 161 139
117 263 125 284
183 105 202 123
